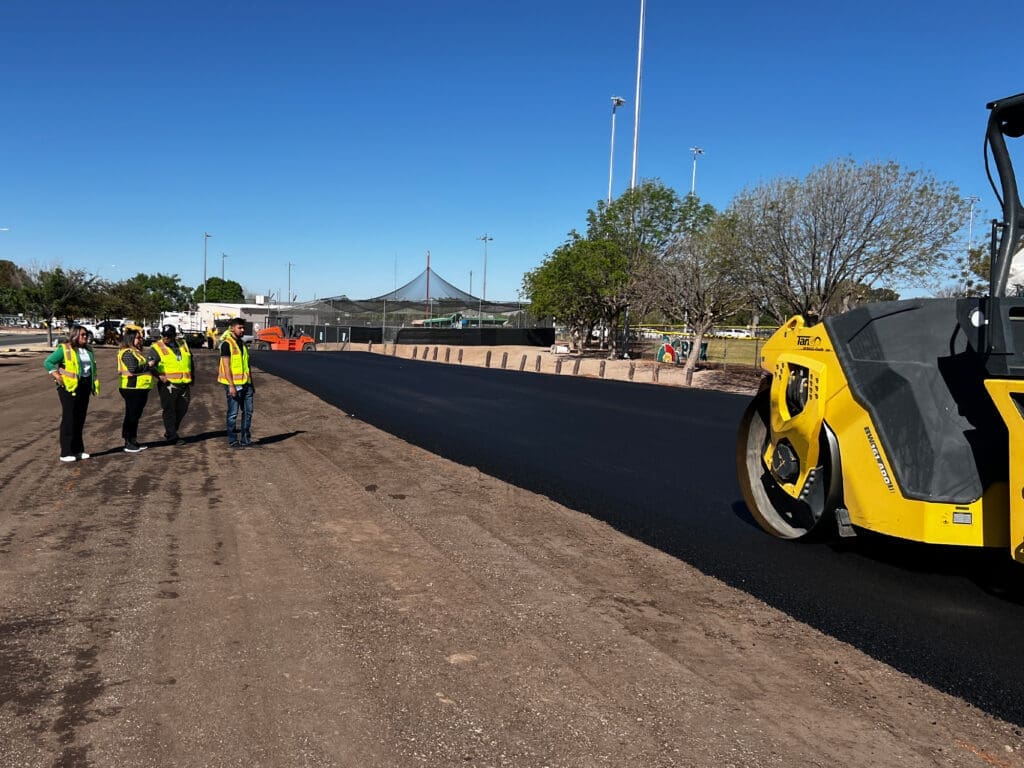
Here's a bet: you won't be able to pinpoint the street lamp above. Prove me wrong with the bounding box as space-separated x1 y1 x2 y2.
221 252 229 281
608 96 625 204
689 146 705 196
287 262 294 303
202 232 211 302
477 234 493 327
630 0 646 190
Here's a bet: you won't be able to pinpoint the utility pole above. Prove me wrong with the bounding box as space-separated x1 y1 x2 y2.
287 262 294 303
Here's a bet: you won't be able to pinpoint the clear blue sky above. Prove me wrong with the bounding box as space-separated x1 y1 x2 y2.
1 0 1019 302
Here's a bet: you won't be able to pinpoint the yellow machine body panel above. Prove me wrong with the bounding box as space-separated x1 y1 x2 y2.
982 379 1024 561
758 315 1014 555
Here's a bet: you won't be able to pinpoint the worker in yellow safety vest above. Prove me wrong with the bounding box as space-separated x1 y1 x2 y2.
118 327 156 453
43 324 101 463
147 324 195 446
217 317 256 448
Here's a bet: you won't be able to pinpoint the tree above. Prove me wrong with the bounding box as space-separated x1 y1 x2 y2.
22 268 101 344
195 277 244 303
102 273 194 323
941 243 991 297
523 234 627 352
587 181 716 253
134 272 193 310
0 260 30 314
584 181 716 356
653 214 751 385
732 158 968 320
822 281 901 314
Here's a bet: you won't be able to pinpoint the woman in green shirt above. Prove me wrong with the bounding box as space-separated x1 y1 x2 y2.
44 325 99 463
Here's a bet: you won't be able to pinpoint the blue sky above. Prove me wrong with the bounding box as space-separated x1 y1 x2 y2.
1 0 1020 302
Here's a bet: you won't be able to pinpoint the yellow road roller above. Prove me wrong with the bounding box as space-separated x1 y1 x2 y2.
737 92 1024 563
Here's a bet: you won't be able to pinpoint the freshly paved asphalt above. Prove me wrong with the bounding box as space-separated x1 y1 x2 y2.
254 350 1024 727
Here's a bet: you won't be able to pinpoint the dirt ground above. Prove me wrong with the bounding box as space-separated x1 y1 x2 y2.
1 345 1022 767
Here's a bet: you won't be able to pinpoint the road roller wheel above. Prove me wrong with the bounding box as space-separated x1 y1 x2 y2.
736 388 842 540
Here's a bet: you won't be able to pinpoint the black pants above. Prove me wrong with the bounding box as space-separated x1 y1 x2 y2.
57 377 91 457
119 388 150 444
157 383 191 439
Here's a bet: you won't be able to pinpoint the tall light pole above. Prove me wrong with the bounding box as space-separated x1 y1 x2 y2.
478 234 493 326
624 0 646 359
689 146 704 196
608 96 625 204
287 262 294 303
630 0 646 190
221 252 229 280
202 232 211 302
967 195 981 253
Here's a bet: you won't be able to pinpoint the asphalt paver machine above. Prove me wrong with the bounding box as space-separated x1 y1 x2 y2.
737 92 1024 563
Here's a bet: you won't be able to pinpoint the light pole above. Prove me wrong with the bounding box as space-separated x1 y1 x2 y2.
202 232 211 302
967 195 981 253
221 252 229 281
689 146 704 196
608 96 625 204
478 234 492 327
624 0 646 359
630 0 646 190
287 262 294 303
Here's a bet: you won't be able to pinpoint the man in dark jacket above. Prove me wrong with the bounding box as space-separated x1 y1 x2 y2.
147 324 194 445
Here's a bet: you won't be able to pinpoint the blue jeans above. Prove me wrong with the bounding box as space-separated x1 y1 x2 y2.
225 384 254 445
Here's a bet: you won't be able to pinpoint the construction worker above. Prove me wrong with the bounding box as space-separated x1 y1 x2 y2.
148 324 194 445
117 327 157 453
217 317 256 448
44 324 100 462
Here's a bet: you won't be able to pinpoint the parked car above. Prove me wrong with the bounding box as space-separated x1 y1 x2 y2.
715 328 753 339
72 320 101 344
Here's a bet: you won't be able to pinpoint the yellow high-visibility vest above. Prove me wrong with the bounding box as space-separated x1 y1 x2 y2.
59 343 101 396
117 348 155 390
152 339 193 384
217 332 251 385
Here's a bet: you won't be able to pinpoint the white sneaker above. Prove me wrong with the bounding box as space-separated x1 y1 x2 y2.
60 455 76 463
78 452 90 460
